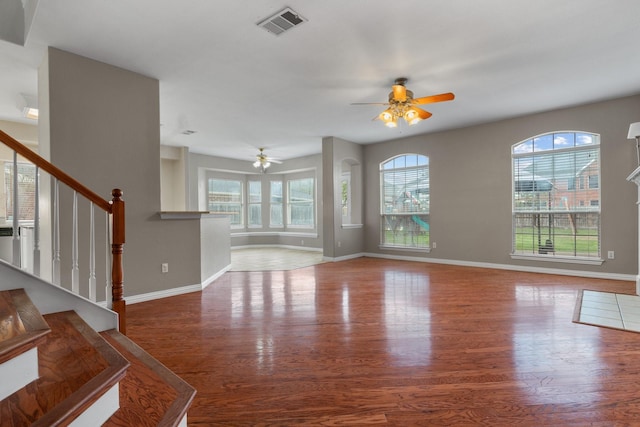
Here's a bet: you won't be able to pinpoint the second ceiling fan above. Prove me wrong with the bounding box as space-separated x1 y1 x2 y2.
353 78 454 128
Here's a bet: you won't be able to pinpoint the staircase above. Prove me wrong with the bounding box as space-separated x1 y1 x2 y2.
0 264 196 426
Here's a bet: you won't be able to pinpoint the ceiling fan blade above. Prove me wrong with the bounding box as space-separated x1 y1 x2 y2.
412 92 455 105
269 158 283 164
414 107 432 120
392 84 407 102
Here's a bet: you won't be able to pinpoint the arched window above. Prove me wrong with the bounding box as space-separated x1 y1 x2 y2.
380 154 430 249
512 131 600 259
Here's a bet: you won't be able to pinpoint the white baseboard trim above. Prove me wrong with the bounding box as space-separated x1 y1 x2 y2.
124 252 634 306
127 264 232 305
323 253 365 262
202 264 232 289
127 284 203 305
362 252 636 282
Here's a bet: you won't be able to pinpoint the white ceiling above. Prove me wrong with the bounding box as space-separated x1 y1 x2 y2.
1 0 639 163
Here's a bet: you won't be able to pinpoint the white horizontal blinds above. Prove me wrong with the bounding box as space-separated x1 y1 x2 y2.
380 154 430 249
270 180 283 226
208 178 243 225
287 177 314 226
512 132 600 257
248 180 261 227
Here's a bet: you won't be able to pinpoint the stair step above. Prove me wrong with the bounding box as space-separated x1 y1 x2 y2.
0 310 129 426
0 289 51 401
101 330 196 427
0 289 50 364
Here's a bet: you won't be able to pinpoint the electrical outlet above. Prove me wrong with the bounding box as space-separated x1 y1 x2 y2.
432 242 437 249
161 263 169 273
608 251 615 260
338 241 341 247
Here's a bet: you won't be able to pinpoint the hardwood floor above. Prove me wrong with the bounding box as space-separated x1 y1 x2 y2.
126 258 640 425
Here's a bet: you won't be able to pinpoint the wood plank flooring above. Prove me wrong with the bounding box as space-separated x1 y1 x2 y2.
125 257 640 425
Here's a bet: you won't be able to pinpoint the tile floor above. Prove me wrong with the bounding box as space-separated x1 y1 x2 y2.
578 290 640 332
230 247 325 271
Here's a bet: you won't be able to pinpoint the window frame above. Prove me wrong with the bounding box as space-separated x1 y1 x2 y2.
511 131 602 263
207 177 244 228
379 154 430 251
247 180 262 227
270 180 283 228
286 177 315 228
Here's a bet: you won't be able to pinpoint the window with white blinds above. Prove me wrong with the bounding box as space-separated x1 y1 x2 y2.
208 178 243 226
380 154 430 249
248 180 261 227
512 131 600 258
270 180 283 227
287 177 314 227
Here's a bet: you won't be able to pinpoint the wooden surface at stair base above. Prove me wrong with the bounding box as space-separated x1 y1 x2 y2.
102 329 196 427
0 289 50 365
0 311 129 426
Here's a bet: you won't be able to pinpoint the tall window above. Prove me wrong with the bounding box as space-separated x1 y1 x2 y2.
270 180 283 227
512 131 600 258
287 177 314 227
208 178 242 226
247 180 261 227
380 154 429 249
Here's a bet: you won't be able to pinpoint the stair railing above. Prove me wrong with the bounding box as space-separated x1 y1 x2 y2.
0 129 126 333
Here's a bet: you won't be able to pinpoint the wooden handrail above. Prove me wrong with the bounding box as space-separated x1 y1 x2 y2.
0 129 126 333
0 130 111 212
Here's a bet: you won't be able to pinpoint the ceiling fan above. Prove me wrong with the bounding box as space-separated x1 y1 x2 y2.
353 78 455 128
253 148 282 173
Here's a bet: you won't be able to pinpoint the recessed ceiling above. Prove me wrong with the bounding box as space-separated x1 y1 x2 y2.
0 0 639 164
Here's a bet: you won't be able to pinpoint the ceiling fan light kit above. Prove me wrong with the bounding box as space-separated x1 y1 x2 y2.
356 77 454 128
253 148 281 173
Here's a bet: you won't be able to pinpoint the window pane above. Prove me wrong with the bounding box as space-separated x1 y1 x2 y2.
513 140 533 154
576 133 597 146
533 134 553 152
248 204 261 226
553 132 575 149
287 178 314 227
248 181 261 203
511 132 600 258
247 181 261 226
270 181 283 226
380 154 429 249
208 178 242 225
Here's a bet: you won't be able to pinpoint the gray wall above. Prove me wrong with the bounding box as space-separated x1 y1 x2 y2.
322 136 364 259
200 215 230 283
40 48 202 299
363 94 640 276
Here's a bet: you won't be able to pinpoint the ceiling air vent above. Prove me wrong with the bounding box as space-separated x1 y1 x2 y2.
257 7 306 36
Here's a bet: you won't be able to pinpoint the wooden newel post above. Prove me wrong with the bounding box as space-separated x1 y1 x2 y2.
111 188 126 334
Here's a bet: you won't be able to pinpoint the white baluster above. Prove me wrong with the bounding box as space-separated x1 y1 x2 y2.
89 202 96 301
71 191 79 294
33 165 40 276
11 152 21 267
105 211 113 309
52 179 60 285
